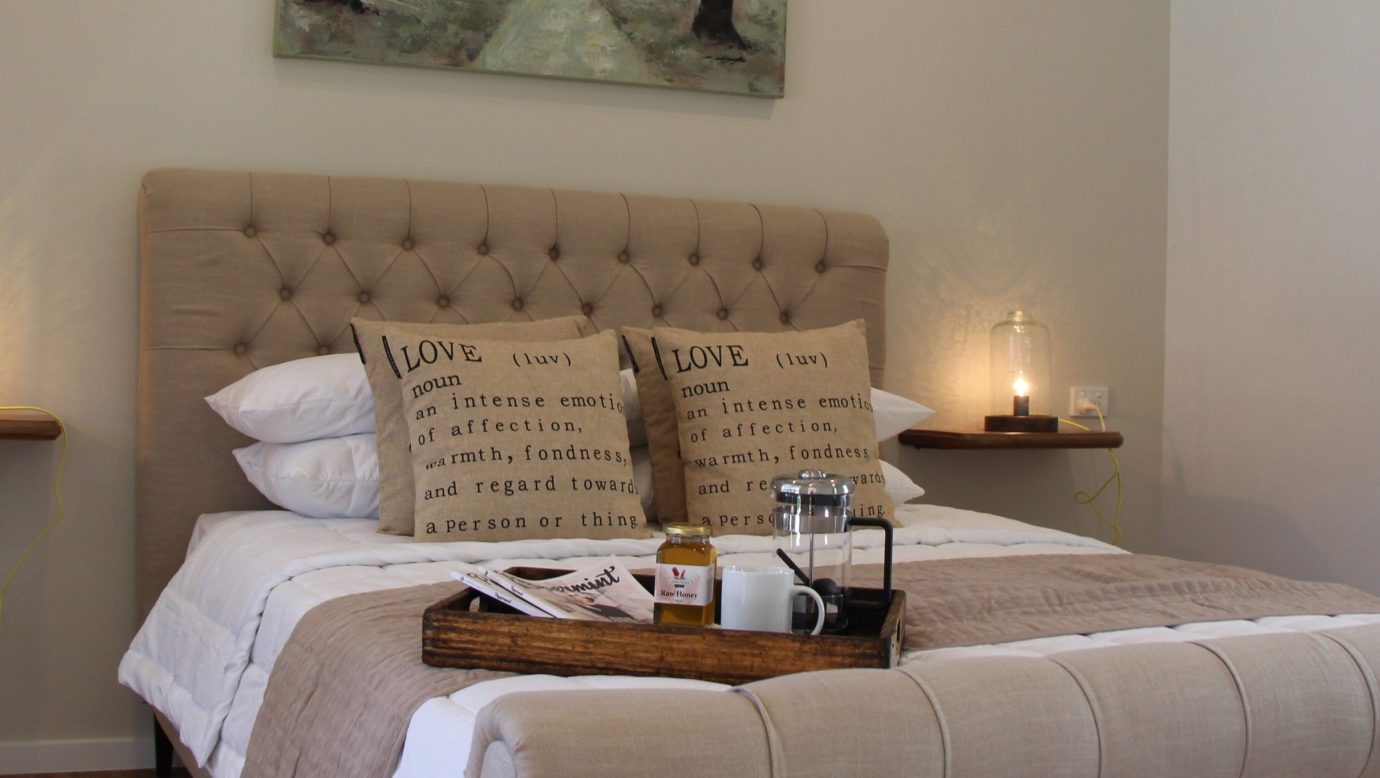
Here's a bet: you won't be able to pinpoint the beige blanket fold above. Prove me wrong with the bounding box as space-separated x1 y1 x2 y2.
854 552 1380 650
241 582 510 778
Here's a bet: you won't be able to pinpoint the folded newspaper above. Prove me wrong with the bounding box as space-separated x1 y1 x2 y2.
453 557 654 622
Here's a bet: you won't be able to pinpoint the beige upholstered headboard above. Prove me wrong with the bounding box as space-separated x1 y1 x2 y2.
136 169 888 614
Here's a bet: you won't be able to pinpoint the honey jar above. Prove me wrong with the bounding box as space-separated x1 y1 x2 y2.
653 524 717 627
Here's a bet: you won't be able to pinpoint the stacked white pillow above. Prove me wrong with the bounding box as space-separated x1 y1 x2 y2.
205 354 374 444
206 355 380 518
233 434 380 519
206 354 933 521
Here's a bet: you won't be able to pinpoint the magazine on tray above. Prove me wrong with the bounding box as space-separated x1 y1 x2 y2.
453 556 654 623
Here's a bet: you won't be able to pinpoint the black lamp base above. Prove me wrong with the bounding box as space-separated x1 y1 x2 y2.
984 414 1059 433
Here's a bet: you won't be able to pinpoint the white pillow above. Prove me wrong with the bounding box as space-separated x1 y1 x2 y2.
872 388 935 441
234 434 380 518
621 368 647 448
880 460 925 504
207 354 374 443
632 446 654 519
207 353 650 446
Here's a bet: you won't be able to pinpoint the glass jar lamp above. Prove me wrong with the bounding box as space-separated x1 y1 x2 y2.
985 310 1056 432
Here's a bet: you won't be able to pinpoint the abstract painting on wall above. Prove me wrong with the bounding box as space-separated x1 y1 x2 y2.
274 0 787 98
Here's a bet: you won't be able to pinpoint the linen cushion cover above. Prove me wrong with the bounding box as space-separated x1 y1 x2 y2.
350 316 587 535
624 325 927 523
622 327 690 524
381 327 647 542
205 353 373 444
651 320 892 534
234 434 379 518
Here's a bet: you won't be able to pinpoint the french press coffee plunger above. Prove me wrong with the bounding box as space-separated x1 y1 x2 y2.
771 470 893 634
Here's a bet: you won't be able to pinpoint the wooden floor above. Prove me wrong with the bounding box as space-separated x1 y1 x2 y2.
8 771 190 778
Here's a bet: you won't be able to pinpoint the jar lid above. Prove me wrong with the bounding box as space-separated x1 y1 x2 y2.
663 523 713 538
772 470 854 502
772 471 853 534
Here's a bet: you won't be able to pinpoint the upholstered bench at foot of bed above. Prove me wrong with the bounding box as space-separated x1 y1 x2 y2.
467 623 1380 778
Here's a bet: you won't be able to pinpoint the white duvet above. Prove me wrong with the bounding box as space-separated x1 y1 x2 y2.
118 506 1380 777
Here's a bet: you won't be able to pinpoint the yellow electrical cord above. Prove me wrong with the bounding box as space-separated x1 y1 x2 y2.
0 406 68 634
1059 407 1123 546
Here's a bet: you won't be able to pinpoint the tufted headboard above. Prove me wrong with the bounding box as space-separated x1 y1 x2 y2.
136 169 889 614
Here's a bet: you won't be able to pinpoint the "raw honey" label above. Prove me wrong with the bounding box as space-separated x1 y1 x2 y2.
653 563 714 605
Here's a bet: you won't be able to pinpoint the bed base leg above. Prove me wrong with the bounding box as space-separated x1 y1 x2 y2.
154 714 173 778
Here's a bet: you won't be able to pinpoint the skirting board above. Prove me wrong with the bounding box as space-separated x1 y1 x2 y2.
0 736 154 774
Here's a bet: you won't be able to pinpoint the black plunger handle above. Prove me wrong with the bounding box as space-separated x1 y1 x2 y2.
849 517 893 604
776 548 812 586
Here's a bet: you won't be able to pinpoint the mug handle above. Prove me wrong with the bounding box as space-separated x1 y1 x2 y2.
791 585 827 635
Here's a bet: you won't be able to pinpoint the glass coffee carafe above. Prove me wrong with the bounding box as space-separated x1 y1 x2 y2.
771 470 892 634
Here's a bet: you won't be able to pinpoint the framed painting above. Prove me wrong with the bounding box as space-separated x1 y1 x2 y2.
274 0 787 98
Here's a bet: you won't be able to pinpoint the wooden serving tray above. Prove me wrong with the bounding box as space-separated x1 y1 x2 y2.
423 567 905 685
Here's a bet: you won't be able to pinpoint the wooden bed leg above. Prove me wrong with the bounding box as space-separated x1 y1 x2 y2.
154 713 174 778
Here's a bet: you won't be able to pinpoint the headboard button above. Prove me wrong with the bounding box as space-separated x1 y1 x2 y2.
437 295 450 308
402 238 415 251
477 244 490 256
358 291 371 304
780 312 791 324
688 253 700 266
549 246 560 260
815 261 827 273
717 308 729 320
279 288 292 301
751 258 764 271
233 343 248 355
242 226 257 238
651 305 663 318
322 232 336 245
317 345 330 356
617 251 630 264
512 298 525 311
581 302 593 315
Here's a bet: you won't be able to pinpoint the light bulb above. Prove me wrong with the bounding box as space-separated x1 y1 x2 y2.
1012 376 1031 416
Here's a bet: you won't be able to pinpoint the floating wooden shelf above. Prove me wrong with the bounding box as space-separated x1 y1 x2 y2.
0 410 63 440
899 428 1123 450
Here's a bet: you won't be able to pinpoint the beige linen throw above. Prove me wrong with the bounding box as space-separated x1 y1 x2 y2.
856 552 1380 649
241 582 509 778
242 554 1380 777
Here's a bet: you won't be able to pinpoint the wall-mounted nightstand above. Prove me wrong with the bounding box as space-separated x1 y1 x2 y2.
899 428 1123 450
0 410 63 440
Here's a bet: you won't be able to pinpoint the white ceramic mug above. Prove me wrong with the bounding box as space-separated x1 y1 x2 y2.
720 565 826 635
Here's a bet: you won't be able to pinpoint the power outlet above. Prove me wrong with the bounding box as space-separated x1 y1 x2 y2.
1069 386 1110 417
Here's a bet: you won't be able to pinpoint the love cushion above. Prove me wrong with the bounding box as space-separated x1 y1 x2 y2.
649 320 891 535
377 326 648 543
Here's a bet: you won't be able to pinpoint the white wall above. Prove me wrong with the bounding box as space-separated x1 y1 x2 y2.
1164 1 1380 594
0 1 1168 769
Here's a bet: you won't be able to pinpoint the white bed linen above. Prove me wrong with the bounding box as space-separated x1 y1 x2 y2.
119 507 1380 777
